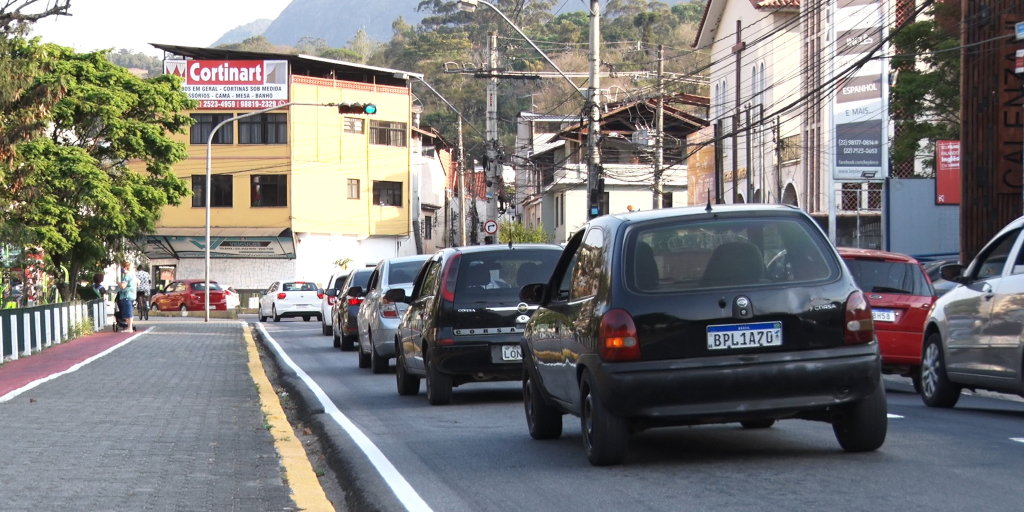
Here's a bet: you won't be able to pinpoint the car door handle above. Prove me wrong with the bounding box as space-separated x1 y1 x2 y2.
982 283 994 299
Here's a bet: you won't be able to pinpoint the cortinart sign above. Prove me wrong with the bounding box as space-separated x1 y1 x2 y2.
163 59 289 110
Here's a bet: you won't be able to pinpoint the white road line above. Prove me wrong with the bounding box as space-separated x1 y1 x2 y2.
0 327 153 403
255 323 432 512
887 414 904 419
1011 438 1024 444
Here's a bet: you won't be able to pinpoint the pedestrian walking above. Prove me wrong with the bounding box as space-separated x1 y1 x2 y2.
135 264 152 320
117 261 137 332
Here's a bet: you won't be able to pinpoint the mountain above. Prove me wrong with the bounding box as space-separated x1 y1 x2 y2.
258 0 427 48
211 19 274 47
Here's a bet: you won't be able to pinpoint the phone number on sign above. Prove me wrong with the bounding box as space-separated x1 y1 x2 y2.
197 100 288 109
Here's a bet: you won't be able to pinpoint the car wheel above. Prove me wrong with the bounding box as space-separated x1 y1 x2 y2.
332 327 342 348
358 341 371 368
426 357 452 406
302 315 310 322
273 305 281 323
322 320 333 336
371 344 388 374
832 380 888 452
921 333 961 408
259 304 267 323
341 333 354 351
580 368 629 466
524 369 562 440
396 348 420 396
740 419 776 429
179 304 188 316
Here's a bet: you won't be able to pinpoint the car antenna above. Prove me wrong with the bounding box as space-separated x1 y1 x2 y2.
508 238 513 249
705 193 713 213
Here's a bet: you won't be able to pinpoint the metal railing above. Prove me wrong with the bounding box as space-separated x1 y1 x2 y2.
1 299 106 361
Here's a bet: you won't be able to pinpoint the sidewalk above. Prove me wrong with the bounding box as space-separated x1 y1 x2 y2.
0 318 327 512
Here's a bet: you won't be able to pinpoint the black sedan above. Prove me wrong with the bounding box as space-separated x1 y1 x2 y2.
332 268 373 351
388 245 562 405
519 204 888 465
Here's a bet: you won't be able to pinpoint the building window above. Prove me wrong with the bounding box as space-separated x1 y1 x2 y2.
348 179 360 199
190 114 234 144
251 175 287 207
599 192 610 216
372 180 403 207
369 120 407 147
239 114 287 144
344 117 364 134
662 192 673 208
191 175 233 207
423 215 433 240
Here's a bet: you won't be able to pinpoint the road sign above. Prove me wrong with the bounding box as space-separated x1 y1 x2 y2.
484 220 498 235
1017 22 1024 41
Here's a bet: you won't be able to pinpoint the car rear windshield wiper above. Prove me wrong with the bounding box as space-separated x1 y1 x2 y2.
871 285 911 294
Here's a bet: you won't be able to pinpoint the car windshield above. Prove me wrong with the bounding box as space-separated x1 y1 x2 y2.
283 282 318 292
844 259 932 296
388 260 427 285
190 282 222 291
455 249 561 303
627 216 838 292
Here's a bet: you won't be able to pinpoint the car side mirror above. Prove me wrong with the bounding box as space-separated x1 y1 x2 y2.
940 264 963 283
325 289 339 297
520 283 547 304
347 286 363 298
384 288 408 304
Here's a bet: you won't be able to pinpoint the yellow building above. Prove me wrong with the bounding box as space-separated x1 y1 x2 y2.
143 45 424 290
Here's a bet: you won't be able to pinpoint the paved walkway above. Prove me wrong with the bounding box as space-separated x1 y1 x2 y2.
0 319 322 512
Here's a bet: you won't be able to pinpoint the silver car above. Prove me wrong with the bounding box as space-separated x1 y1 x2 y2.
921 215 1024 407
356 255 431 373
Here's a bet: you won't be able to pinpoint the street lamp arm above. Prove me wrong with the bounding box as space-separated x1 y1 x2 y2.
472 0 588 101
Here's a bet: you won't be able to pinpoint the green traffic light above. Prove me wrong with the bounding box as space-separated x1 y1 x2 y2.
364 104 377 115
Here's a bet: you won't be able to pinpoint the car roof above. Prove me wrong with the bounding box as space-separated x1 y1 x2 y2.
383 254 432 265
608 203 803 224
179 279 219 283
449 244 562 255
836 247 919 264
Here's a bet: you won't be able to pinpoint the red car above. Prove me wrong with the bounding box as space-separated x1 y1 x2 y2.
838 248 937 391
151 279 228 312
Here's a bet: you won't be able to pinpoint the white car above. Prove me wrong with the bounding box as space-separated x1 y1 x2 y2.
259 280 323 322
356 255 431 373
224 286 240 309
320 270 351 336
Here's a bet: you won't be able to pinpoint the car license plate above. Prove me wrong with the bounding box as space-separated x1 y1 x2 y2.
208 305 216 310
872 309 896 322
707 322 783 350
501 345 523 361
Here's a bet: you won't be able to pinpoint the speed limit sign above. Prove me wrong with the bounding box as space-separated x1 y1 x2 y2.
484 220 498 235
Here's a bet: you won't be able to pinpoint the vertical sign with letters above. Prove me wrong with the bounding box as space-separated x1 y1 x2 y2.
935 140 960 204
832 0 888 181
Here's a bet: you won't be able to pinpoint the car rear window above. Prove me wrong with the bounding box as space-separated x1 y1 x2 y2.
190 282 223 291
455 249 561 303
843 259 932 296
349 270 372 288
283 282 318 292
627 216 838 292
388 260 427 285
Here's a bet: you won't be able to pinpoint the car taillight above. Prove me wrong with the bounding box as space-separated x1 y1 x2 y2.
348 297 363 306
844 291 874 345
317 292 324 300
381 302 399 318
599 309 641 362
277 292 287 300
437 338 454 346
327 296 336 306
440 254 462 302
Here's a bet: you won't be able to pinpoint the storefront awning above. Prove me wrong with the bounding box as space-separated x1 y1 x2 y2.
143 228 296 260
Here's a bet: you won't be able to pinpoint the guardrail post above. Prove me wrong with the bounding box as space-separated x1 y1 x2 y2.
33 309 41 352
21 311 31 356
61 304 69 341
45 306 54 346
1 314 6 360
9 314 17 361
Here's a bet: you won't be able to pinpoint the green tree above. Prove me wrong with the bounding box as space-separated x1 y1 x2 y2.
105 48 163 78
889 0 960 172
498 221 550 244
2 40 195 296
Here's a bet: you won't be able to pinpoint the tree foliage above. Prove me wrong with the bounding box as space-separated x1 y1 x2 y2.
889 0 959 172
105 48 163 78
497 220 550 244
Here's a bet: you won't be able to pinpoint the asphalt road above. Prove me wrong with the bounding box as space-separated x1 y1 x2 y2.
255 317 1024 512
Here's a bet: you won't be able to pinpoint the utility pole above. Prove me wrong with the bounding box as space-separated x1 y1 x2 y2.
485 32 499 236
732 20 744 203
715 119 724 204
586 0 602 219
653 44 664 210
457 116 467 247
745 109 753 203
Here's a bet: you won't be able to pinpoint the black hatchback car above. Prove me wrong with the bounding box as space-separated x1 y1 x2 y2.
518 205 887 465
388 245 562 405
332 268 373 351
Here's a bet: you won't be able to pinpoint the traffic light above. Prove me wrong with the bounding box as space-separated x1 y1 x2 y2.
338 103 377 115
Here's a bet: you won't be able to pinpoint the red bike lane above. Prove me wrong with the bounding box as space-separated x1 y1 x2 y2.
0 330 138 399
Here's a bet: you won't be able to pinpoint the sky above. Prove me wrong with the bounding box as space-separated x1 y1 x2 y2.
29 0 293 56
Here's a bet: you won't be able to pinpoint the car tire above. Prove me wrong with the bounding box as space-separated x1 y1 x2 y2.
740 419 776 429
322 320 333 336
426 357 452 406
396 349 420 396
273 305 281 323
302 316 311 322
580 368 629 466
921 333 961 408
358 342 371 368
259 305 267 323
179 304 188 316
910 368 922 395
371 344 388 374
832 380 888 452
524 369 562 440
341 334 354 351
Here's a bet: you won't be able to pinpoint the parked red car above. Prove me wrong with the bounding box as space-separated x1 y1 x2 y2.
838 248 937 391
150 279 228 312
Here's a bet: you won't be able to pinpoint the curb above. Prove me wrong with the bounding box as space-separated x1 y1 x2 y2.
250 322 408 512
242 323 335 512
